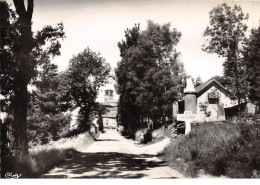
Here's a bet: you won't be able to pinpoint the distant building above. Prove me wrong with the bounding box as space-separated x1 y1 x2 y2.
96 79 119 129
68 79 119 130
173 78 237 122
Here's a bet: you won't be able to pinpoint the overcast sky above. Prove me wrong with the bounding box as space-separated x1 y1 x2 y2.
6 0 260 81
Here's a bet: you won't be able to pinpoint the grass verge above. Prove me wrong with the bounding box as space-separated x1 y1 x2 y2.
1 132 96 178
160 121 260 178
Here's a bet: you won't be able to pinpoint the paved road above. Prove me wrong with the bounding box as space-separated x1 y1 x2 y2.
43 130 184 178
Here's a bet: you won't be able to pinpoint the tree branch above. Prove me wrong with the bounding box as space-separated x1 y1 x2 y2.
13 0 26 17
27 0 34 20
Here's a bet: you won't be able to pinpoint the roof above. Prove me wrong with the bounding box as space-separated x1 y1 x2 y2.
195 79 230 97
102 110 117 118
101 102 117 107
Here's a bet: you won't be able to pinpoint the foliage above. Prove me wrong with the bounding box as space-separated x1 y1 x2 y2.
202 3 249 106
135 128 152 144
0 1 65 155
194 76 203 87
0 115 14 156
199 102 211 118
116 21 185 135
161 121 260 178
1 131 95 178
209 75 228 87
59 48 111 132
243 24 260 108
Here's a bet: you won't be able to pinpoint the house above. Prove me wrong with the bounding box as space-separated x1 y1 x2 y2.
96 79 119 129
173 78 236 122
68 79 119 130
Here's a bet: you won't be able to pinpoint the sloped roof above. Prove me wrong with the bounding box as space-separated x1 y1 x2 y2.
195 79 230 97
102 110 117 118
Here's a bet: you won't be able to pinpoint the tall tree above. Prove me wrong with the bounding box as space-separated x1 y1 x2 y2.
0 1 65 155
60 48 111 132
116 21 185 135
243 23 260 109
202 3 249 112
116 24 141 134
27 61 70 145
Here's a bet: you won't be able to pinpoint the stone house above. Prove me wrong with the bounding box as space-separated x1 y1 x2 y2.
96 80 119 129
173 78 236 122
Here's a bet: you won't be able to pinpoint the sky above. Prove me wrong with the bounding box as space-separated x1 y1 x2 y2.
6 0 260 82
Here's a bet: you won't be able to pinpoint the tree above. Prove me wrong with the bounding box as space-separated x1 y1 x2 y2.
116 24 142 134
202 3 249 113
60 48 111 132
116 21 185 135
27 62 70 145
243 23 260 109
0 1 65 155
194 76 203 87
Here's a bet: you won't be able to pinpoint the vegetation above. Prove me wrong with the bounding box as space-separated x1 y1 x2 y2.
203 3 249 112
1 0 259 179
161 121 260 178
0 0 65 155
243 24 260 108
116 21 185 137
1 1 110 156
58 48 111 132
27 61 71 146
1 132 95 178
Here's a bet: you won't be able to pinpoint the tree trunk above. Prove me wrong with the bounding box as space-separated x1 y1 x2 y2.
12 0 34 156
83 106 91 131
13 78 29 156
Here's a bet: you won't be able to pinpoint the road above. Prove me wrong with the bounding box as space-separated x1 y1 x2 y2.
43 130 184 178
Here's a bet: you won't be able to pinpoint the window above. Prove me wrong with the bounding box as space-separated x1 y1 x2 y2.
208 91 219 104
208 97 219 104
105 90 113 96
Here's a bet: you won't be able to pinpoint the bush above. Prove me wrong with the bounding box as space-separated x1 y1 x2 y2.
135 128 152 144
117 125 124 134
0 115 14 156
1 131 95 178
161 121 260 178
27 113 71 146
152 127 171 140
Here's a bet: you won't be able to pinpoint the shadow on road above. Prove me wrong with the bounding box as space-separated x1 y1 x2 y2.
94 139 119 141
42 151 170 178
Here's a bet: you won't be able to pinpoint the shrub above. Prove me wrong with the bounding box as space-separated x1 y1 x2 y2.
135 128 152 144
117 125 125 135
152 127 171 140
1 131 95 178
27 113 71 146
161 121 260 178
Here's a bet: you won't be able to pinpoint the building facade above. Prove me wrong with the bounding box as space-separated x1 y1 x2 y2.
174 78 235 122
96 79 119 129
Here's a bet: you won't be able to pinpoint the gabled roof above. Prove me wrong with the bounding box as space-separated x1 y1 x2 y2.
195 79 230 97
